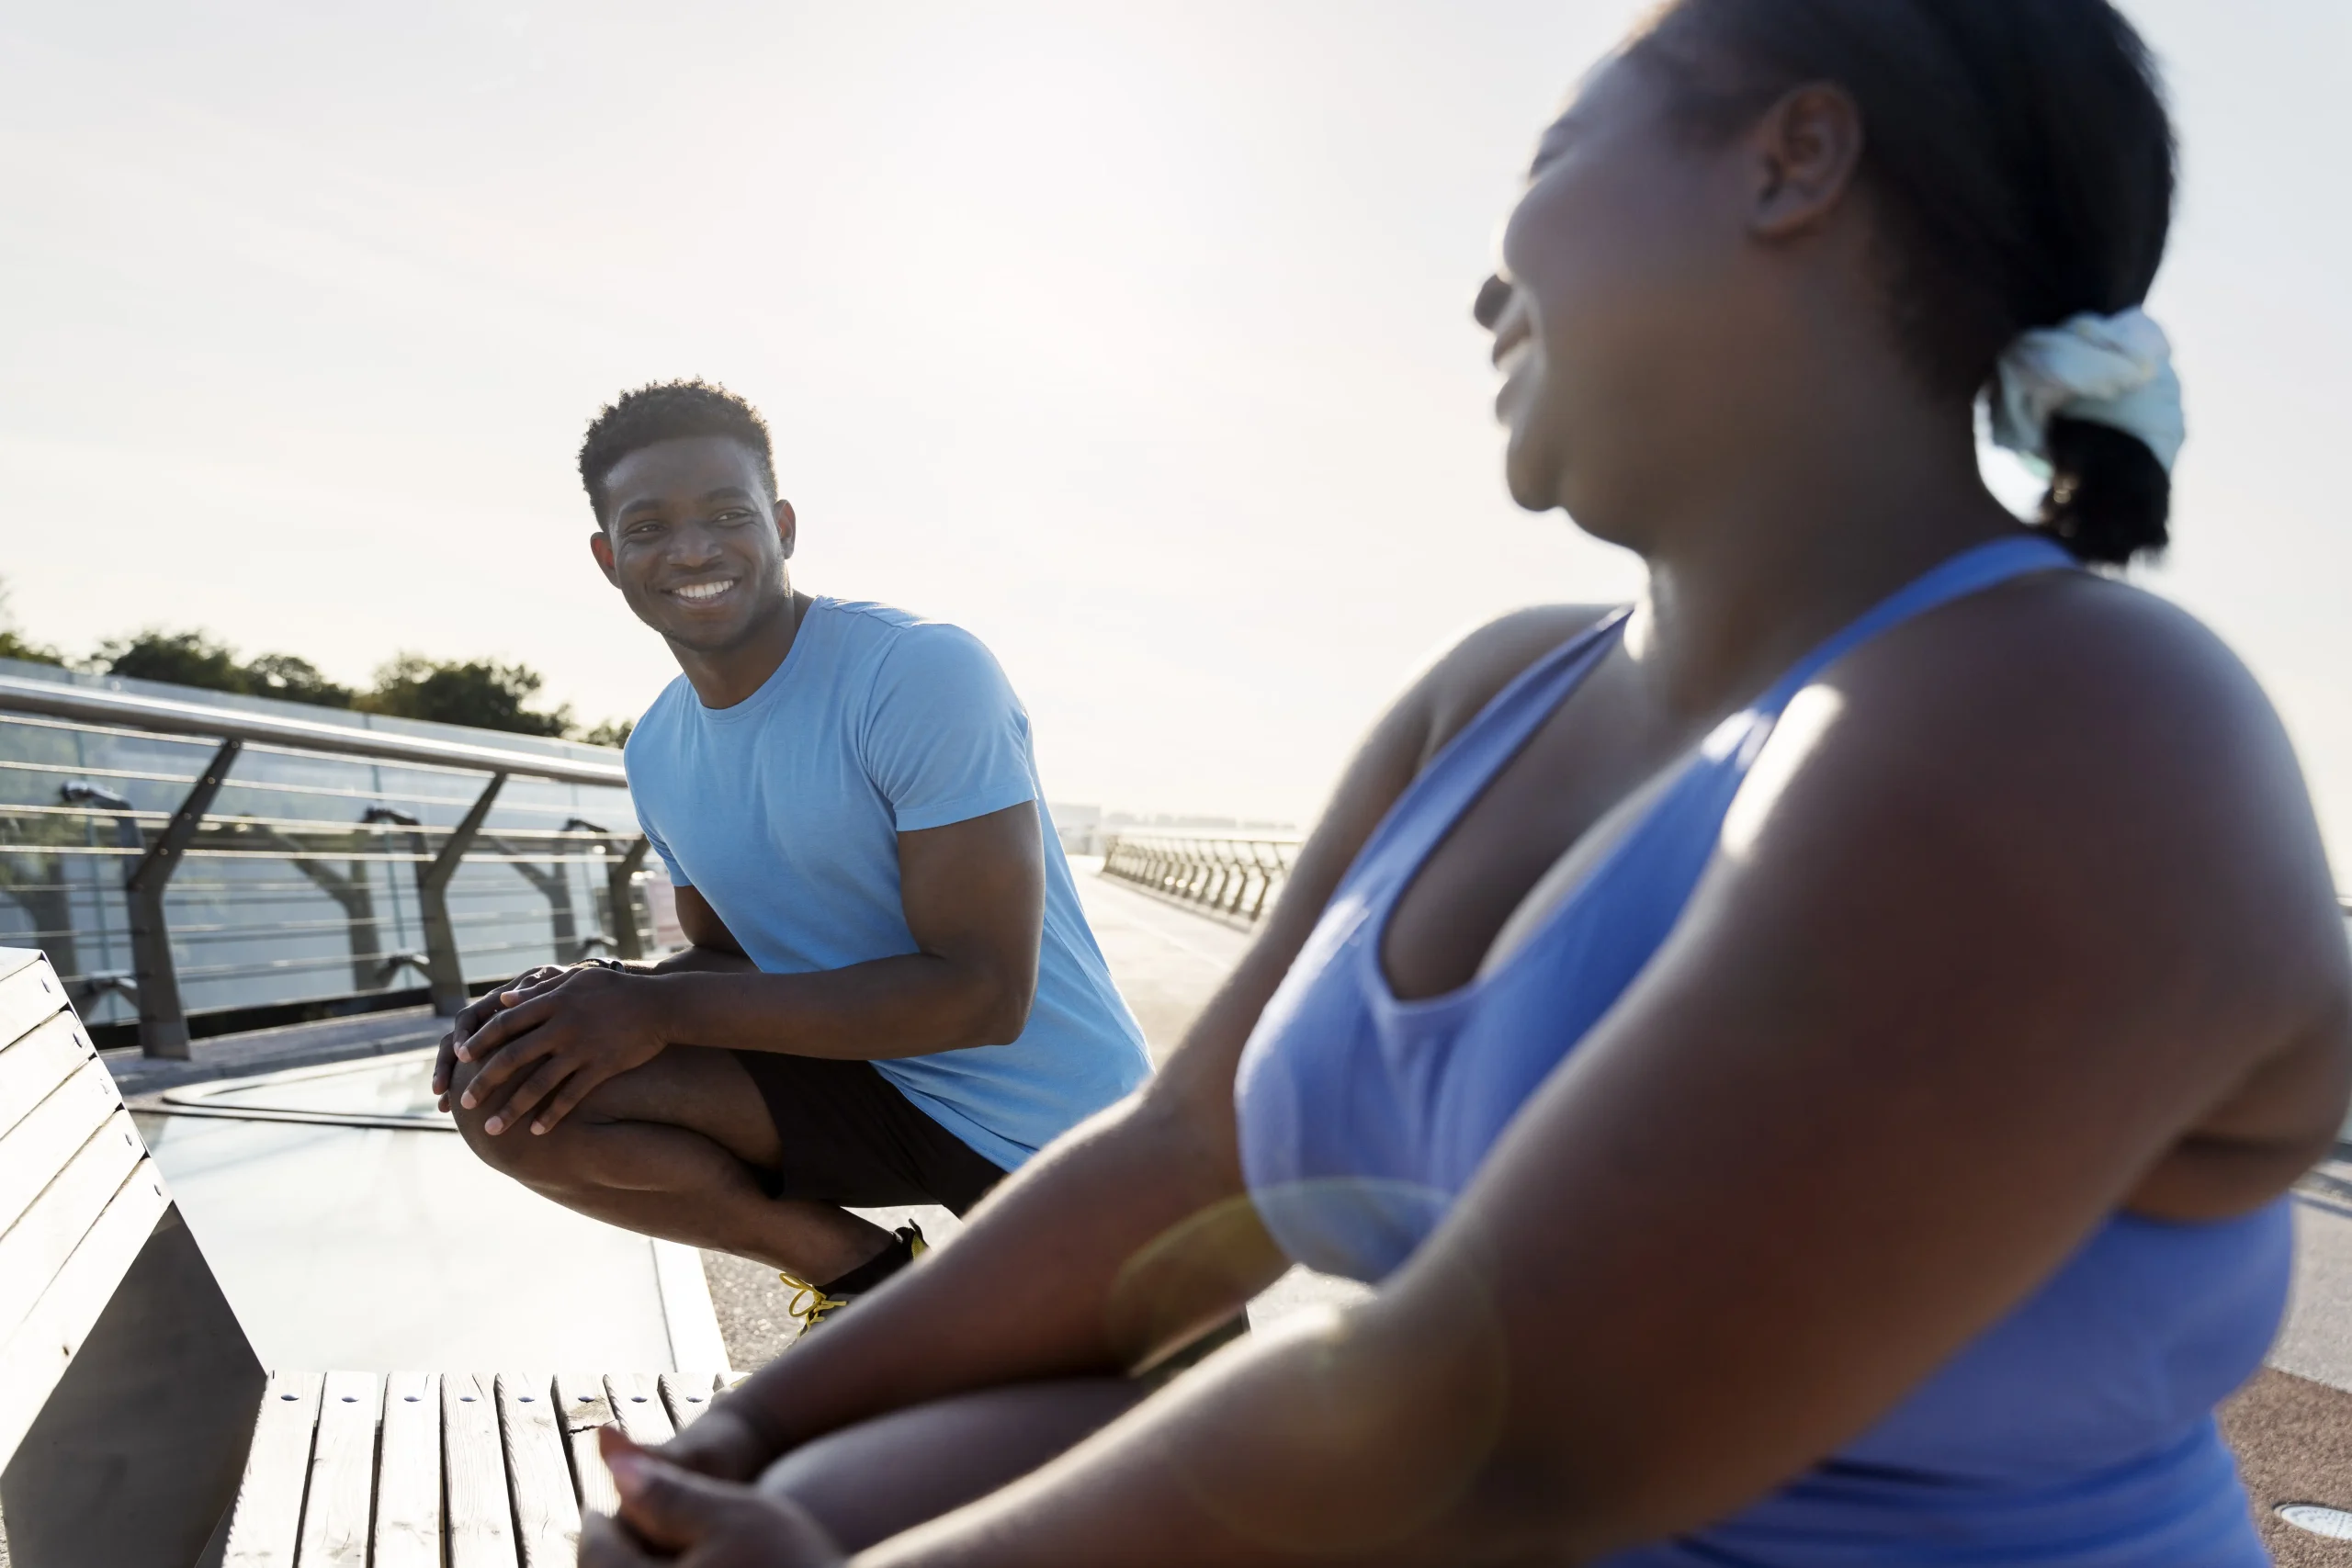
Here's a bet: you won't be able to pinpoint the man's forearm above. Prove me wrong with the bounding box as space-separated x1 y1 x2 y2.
634 953 1027 1061
645 943 758 976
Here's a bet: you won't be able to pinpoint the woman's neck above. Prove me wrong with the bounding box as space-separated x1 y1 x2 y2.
1618 444 2023 722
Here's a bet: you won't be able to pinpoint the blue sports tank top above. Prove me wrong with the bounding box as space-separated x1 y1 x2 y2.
1234 537 2286 1564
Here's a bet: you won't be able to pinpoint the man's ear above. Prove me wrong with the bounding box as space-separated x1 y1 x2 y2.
775 498 798 561
589 528 621 587
1745 83 1864 241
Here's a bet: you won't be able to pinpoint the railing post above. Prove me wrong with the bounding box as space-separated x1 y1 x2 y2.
1247 840 1282 922
488 835 581 964
126 738 242 1059
606 838 651 961
419 773 505 1017
566 819 652 963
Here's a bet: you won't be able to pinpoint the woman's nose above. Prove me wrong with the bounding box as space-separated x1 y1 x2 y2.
1473 274 1512 332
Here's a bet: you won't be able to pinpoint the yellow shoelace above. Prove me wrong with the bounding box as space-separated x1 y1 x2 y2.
777 1272 847 1330
777 1228 924 1334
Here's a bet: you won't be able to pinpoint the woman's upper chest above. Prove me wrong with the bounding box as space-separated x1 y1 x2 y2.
1379 647 1717 1003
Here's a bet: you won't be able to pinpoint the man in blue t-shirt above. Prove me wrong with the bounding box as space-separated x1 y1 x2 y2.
433 379 1150 1324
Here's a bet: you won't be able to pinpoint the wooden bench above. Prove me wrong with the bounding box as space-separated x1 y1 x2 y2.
0 947 729 1567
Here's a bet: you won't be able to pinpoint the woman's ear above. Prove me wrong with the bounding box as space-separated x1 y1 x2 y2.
1744 83 1865 240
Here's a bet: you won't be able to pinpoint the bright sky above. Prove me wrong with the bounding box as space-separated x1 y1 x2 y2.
4 2 2348 851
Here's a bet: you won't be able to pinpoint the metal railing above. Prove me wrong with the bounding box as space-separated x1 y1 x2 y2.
1101 832 1300 927
0 673 650 1058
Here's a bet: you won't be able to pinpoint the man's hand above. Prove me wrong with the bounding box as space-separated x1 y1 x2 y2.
433 964 570 1110
582 1428 843 1568
451 965 671 1135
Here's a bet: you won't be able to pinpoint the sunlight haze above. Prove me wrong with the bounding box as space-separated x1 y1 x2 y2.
4 1 2347 851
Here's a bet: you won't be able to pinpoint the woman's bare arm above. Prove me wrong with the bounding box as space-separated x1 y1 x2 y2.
662 605 1609 1481
837 584 2352 1567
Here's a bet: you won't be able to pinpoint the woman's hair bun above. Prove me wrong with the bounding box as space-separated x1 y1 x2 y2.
1635 0 2178 565
2039 417 2170 566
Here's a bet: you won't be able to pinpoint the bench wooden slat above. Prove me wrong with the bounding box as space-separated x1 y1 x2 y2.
0 1111 145 1349
0 1156 169 1473
297 1370 379 1566
605 1371 676 1446
374 1372 443 1568
661 1371 723 1430
0 953 66 1064
0 1009 89 1145
0 1055 121 1240
222 1371 324 1567
498 1372 582 1566
444 1371 519 1568
556 1371 622 1518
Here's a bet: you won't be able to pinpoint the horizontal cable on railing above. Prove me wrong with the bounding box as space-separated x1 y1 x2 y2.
0 760 628 818
1 844 632 865
53 933 575 993
0 802 630 844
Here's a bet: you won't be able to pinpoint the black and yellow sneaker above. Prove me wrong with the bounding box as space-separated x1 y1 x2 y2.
779 1223 928 1336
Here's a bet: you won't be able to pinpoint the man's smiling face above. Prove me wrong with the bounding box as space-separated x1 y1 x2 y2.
589 434 797 655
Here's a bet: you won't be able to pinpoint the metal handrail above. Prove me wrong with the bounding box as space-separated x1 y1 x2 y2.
0 674 647 1057
0 674 626 786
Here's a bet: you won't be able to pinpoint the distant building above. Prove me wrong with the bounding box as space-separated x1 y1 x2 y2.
1047 803 1106 855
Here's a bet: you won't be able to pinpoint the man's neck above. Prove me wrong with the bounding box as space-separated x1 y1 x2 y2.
672 591 809 709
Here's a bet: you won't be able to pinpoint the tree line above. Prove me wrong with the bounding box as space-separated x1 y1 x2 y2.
0 581 630 747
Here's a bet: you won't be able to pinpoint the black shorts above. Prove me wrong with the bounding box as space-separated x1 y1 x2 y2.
733 1051 1008 1216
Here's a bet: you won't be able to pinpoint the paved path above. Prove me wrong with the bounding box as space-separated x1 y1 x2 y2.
1063 857 1254 1062
2233 1188 2352 1563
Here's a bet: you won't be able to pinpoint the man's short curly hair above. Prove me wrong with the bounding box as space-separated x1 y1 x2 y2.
577 379 778 523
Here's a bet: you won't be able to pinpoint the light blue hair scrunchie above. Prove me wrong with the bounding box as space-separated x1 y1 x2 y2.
1989 307 2186 477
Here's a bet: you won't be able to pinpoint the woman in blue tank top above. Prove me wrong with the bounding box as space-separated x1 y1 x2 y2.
583 3 2352 1565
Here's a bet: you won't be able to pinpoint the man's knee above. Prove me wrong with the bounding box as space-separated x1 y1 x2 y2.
447 1056 587 1186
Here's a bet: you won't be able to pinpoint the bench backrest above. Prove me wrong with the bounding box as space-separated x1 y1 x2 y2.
0 946 263 1568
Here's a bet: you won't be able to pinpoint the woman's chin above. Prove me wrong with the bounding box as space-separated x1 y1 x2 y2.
1502 433 1569 515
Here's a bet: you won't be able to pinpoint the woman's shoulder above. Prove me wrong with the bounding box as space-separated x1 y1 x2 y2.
1853 568 2278 772
1411 603 1623 764
1815 566 2347 1028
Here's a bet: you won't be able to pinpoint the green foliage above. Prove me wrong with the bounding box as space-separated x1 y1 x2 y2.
357 653 574 738
6 579 634 741
94 628 248 693
577 716 634 749
0 628 63 666
243 653 356 708
0 578 63 666
89 628 356 708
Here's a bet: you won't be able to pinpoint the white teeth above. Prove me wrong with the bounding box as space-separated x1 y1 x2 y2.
672 581 734 602
1497 336 1532 378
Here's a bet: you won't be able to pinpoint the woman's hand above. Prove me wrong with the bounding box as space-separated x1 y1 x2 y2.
654 1398 776 1484
582 1428 844 1567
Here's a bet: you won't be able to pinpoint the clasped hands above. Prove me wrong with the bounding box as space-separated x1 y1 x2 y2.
431 962 670 1136
583 1427 845 1567
435 968 855 1562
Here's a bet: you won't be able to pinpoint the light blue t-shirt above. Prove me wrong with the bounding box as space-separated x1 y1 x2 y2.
625 598 1150 1171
